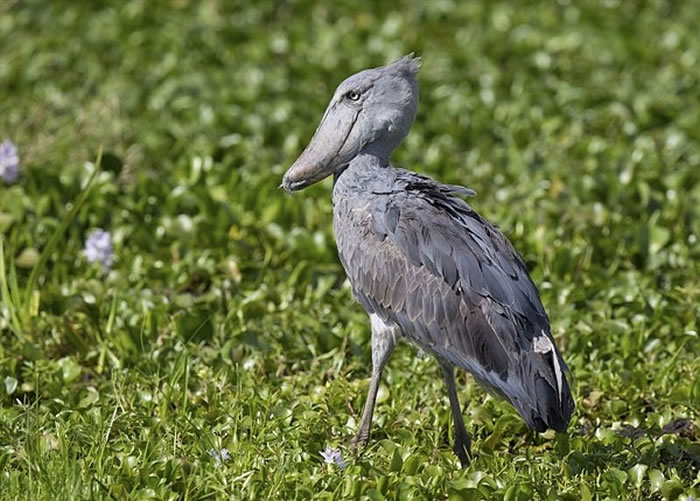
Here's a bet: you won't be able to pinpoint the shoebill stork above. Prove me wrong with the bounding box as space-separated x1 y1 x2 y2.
281 55 574 467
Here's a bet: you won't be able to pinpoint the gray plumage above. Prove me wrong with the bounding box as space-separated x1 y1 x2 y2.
282 55 574 466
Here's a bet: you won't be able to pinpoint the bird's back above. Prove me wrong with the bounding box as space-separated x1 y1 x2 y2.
333 160 574 433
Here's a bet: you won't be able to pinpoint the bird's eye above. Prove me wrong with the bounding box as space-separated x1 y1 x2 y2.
346 90 361 101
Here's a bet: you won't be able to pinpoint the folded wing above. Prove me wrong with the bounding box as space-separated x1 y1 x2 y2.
337 173 574 432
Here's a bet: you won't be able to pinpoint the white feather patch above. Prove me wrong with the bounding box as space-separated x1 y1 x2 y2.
533 330 563 399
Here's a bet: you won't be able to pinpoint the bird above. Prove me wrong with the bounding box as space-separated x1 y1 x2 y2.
281 54 574 467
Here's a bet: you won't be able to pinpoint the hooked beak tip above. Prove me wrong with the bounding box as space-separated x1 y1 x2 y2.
281 178 310 192
280 174 303 193
281 160 324 192
280 172 294 193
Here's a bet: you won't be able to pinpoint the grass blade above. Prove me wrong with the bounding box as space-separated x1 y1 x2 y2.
22 147 103 316
0 236 24 338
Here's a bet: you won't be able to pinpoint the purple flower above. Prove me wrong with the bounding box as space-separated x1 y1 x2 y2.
209 447 230 467
319 446 347 469
0 139 20 184
84 229 114 269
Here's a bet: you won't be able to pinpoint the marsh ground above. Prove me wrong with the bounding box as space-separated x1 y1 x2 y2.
0 0 698 499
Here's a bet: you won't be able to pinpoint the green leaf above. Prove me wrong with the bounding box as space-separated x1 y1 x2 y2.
608 467 628 485
376 475 389 496
649 222 671 255
402 454 421 476
691 376 700 402
580 484 592 501
649 469 665 493
3 376 17 395
78 387 100 408
58 357 82 383
660 479 684 500
389 448 403 473
628 463 648 488
448 489 483 501
176 307 214 343
555 431 570 456
14 248 39 269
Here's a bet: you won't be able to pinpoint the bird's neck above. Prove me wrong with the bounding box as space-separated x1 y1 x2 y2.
334 152 386 185
350 151 389 169
333 151 391 200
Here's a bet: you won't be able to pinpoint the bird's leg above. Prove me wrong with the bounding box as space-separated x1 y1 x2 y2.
352 367 382 448
352 315 397 449
439 362 472 467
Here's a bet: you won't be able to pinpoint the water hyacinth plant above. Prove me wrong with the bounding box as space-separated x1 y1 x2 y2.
319 447 347 469
0 139 20 184
208 448 231 468
83 229 114 269
0 1 698 500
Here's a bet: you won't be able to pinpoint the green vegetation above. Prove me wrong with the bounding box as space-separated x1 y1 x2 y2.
1 0 698 499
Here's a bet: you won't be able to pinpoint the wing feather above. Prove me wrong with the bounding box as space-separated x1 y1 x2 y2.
335 171 574 432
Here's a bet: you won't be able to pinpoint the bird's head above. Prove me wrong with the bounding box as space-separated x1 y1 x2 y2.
282 54 420 191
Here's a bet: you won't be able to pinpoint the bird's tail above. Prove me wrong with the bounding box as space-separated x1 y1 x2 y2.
521 368 574 433
510 337 575 433
472 333 575 433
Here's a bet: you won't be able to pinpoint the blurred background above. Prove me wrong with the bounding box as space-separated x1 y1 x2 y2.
0 0 698 498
